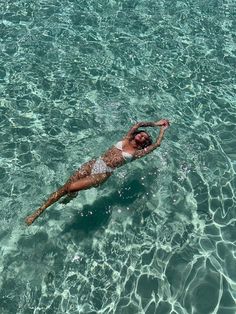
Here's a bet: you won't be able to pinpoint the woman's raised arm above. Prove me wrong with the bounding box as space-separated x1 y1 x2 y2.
125 120 164 139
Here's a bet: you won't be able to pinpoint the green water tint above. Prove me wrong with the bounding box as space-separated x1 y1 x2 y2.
0 0 236 313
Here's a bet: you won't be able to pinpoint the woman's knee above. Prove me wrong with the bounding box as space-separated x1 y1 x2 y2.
67 173 110 193
66 177 92 192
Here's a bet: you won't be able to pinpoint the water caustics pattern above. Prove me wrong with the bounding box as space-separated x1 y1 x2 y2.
0 0 236 313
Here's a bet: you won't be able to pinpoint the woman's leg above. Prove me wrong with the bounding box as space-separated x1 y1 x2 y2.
25 185 68 225
25 171 111 226
25 160 96 225
59 160 96 204
67 173 111 192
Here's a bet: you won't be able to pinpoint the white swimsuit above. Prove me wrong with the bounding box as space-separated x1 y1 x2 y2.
114 141 133 161
91 158 113 175
91 141 133 175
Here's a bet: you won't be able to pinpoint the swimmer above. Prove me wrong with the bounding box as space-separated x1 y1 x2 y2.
25 119 170 225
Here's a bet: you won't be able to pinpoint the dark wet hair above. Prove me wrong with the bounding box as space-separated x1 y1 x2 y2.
132 130 153 148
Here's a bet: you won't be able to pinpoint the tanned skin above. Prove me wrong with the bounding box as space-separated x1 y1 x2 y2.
25 119 170 225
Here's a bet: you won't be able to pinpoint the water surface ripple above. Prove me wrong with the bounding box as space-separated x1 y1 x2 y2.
0 0 236 313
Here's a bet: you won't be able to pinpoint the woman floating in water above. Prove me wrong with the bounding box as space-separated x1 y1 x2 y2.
25 119 170 225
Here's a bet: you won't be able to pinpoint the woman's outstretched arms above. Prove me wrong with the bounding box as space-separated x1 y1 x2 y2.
125 120 168 139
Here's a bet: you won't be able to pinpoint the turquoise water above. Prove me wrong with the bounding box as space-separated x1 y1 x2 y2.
0 0 236 313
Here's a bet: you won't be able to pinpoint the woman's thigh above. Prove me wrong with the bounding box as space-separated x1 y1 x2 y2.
66 159 96 184
67 173 111 193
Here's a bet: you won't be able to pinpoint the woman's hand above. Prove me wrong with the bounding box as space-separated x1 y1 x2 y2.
155 119 170 129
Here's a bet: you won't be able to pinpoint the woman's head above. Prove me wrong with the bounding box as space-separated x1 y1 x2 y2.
132 130 152 148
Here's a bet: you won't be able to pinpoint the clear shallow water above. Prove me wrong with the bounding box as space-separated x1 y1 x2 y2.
0 0 236 313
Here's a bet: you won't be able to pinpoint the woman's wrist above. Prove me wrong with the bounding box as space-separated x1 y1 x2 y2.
155 119 170 128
